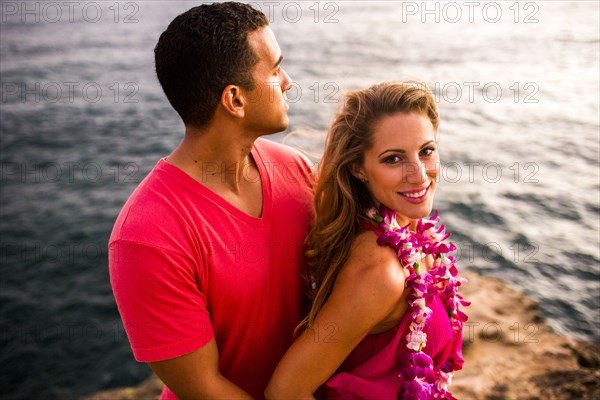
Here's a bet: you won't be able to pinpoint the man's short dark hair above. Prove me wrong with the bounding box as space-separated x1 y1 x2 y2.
154 2 269 128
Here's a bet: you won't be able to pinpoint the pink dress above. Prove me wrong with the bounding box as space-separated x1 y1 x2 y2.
316 274 464 399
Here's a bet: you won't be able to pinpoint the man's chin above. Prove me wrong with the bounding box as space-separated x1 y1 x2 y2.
260 120 289 136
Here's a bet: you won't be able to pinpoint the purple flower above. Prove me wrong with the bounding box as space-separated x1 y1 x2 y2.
400 379 433 400
412 305 433 324
453 308 469 323
400 352 434 379
441 354 464 373
432 387 457 400
407 280 428 297
376 236 391 246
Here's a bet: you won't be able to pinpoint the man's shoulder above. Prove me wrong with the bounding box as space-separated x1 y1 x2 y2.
109 161 196 247
255 137 313 167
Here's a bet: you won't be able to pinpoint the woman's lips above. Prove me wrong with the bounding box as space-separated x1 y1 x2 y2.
397 185 430 204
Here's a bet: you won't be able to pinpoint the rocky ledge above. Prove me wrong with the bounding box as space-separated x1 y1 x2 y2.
84 271 599 399
453 271 599 399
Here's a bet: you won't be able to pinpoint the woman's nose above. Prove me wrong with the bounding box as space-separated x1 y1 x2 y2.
405 160 427 184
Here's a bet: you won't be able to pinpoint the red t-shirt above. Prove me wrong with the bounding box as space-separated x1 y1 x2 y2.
109 138 314 399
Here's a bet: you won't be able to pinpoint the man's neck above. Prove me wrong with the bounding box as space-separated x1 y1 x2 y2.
166 124 259 195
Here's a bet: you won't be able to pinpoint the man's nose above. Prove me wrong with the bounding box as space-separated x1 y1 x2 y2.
281 68 292 92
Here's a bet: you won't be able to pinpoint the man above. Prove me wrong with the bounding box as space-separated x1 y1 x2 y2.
108 3 314 399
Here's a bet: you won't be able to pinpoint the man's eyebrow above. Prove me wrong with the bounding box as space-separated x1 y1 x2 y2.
274 55 283 69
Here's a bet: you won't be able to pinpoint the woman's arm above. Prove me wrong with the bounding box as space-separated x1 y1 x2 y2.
265 233 406 400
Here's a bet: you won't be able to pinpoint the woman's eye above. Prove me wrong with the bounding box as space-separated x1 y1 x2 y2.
383 155 401 164
421 147 436 157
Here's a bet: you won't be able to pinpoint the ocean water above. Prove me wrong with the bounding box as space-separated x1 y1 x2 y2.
0 1 598 398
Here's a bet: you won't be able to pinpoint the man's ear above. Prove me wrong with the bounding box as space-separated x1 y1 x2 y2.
350 163 367 182
221 85 245 119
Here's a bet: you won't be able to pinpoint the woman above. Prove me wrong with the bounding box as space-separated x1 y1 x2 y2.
265 81 468 399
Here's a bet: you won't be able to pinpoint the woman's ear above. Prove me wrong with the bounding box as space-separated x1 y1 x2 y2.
350 163 367 183
220 85 245 119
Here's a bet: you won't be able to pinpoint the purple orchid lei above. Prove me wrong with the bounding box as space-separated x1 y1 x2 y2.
364 204 470 400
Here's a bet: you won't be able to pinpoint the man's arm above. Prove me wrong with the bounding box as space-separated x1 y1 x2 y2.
149 338 252 400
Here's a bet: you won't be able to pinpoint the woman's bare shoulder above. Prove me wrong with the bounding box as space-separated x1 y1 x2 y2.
336 229 405 298
349 230 400 268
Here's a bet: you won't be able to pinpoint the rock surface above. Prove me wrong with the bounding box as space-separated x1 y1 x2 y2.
452 271 599 400
82 375 163 400
84 271 599 399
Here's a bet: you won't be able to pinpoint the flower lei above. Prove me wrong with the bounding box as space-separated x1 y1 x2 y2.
364 205 469 400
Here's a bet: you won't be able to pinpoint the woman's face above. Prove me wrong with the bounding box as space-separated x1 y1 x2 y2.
356 111 440 228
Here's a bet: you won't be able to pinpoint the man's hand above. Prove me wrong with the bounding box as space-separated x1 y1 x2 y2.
149 338 253 400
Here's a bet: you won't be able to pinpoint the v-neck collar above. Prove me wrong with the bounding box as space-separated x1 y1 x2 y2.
158 142 272 227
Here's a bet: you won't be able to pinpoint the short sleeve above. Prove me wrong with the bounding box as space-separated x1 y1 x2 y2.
109 240 214 362
292 149 317 185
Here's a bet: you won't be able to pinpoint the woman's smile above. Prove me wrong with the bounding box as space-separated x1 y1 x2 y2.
397 184 430 203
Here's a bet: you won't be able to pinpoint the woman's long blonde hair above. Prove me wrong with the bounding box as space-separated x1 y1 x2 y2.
300 81 440 331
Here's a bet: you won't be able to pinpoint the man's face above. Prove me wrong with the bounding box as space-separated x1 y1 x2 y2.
242 26 292 136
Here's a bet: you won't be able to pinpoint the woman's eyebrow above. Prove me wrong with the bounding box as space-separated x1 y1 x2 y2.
377 140 435 157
